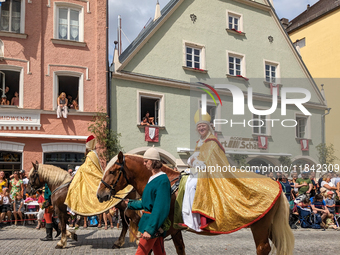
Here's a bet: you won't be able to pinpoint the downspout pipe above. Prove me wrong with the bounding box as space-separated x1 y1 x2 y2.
321 108 331 145
106 0 111 128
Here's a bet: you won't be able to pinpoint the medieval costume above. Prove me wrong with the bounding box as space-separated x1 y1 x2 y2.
128 146 171 255
64 135 133 216
177 110 282 234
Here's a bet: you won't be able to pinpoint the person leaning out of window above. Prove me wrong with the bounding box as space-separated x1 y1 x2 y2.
125 146 171 255
56 92 68 119
1 95 9 105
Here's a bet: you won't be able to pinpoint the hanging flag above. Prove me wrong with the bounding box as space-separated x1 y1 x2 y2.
257 136 268 149
145 126 159 142
300 139 309 151
270 83 280 96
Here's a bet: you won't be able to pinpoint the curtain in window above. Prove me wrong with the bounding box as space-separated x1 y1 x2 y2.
59 8 68 39
0 0 10 31
11 0 20 33
70 10 79 41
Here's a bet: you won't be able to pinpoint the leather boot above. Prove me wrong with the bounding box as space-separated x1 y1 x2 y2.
52 218 61 238
40 224 53 241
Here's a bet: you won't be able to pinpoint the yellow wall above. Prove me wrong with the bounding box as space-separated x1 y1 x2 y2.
289 8 340 164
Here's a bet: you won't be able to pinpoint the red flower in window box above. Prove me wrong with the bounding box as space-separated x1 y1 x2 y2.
194 67 205 72
236 75 249 81
231 28 243 34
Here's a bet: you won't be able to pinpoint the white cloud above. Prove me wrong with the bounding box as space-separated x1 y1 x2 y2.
108 0 320 60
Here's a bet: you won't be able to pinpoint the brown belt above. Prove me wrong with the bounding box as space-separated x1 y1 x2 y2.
142 210 151 214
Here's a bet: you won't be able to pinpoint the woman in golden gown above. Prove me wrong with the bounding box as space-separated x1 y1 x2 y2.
64 135 132 216
180 110 282 234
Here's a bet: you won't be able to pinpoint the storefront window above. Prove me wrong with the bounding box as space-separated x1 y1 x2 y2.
0 151 22 178
44 152 84 170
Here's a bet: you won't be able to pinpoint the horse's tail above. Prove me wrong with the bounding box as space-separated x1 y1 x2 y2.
270 192 295 255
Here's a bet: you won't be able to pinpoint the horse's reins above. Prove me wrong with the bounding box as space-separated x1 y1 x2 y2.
100 155 130 201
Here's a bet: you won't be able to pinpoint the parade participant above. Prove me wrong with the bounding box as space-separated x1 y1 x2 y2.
41 184 61 241
179 110 281 233
65 135 131 216
125 146 171 255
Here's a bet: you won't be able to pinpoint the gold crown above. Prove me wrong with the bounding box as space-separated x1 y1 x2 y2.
194 109 211 125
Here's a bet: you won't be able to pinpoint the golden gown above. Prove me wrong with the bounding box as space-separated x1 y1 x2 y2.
183 134 281 234
64 151 133 216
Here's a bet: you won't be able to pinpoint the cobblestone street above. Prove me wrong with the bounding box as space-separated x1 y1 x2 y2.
1 225 340 254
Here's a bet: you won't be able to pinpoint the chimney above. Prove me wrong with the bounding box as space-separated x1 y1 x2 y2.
154 0 161 21
307 4 311 11
113 41 121 72
280 18 289 29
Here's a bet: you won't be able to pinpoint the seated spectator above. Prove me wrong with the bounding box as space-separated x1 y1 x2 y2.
311 194 333 228
0 188 12 226
141 117 150 126
298 197 311 211
67 95 73 108
11 91 19 106
290 173 299 200
296 171 313 196
25 194 37 225
70 100 79 110
321 173 339 198
309 172 317 197
13 192 24 225
1 95 9 105
325 191 336 215
145 111 155 125
56 92 68 119
36 189 45 229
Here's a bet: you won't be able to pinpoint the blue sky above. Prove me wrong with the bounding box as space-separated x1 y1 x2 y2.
108 0 320 60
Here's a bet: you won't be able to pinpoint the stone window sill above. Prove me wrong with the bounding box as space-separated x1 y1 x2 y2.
182 66 208 74
137 125 165 130
51 39 87 47
226 28 246 36
0 31 27 39
226 74 249 81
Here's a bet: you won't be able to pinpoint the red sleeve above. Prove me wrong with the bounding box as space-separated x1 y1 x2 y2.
38 196 45 203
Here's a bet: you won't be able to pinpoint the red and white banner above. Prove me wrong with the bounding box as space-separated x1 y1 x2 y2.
145 126 159 142
300 139 309 151
270 83 280 96
257 136 268 149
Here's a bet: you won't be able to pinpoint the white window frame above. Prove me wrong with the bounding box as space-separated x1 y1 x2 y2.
0 64 24 108
54 2 84 42
226 10 243 31
198 99 221 132
53 71 84 111
252 113 270 136
183 40 206 70
295 113 311 139
137 91 165 127
226 50 246 77
264 60 280 84
0 0 25 34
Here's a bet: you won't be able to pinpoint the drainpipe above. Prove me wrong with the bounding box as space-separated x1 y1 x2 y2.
321 108 331 145
106 0 111 128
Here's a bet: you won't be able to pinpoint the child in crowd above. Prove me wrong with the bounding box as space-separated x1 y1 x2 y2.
298 197 311 211
0 188 12 226
25 194 37 224
13 192 25 225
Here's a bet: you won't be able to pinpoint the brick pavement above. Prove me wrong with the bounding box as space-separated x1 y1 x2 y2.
1 225 340 254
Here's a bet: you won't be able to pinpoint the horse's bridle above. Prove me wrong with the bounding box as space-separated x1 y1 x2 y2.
100 155 129 197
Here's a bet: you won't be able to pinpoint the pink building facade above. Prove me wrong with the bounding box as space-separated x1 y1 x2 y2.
0 0 107 176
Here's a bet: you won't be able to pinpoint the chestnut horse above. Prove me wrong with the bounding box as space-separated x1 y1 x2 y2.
97 152 294 255
28 162 140 249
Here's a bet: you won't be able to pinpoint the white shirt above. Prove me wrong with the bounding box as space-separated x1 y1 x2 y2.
148 171 166 183
22 178 29 185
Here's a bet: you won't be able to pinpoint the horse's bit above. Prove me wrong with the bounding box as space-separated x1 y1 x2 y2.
100 155 129 198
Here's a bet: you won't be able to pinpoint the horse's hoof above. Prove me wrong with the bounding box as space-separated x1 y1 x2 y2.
112 243 123 249
55 245 63 249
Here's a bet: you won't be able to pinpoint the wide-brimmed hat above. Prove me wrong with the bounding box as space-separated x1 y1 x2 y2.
143 146 160 161
320 187 327 194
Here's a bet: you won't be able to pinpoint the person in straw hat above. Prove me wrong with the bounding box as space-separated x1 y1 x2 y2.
175 110 282 233
64 135 133 217
125 146 171 255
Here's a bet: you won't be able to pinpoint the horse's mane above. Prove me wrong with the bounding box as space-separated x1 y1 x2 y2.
29 164 72 187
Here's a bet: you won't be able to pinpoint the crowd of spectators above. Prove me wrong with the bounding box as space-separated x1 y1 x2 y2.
268 169 340 230
0 87 19 106
0 169 122 230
